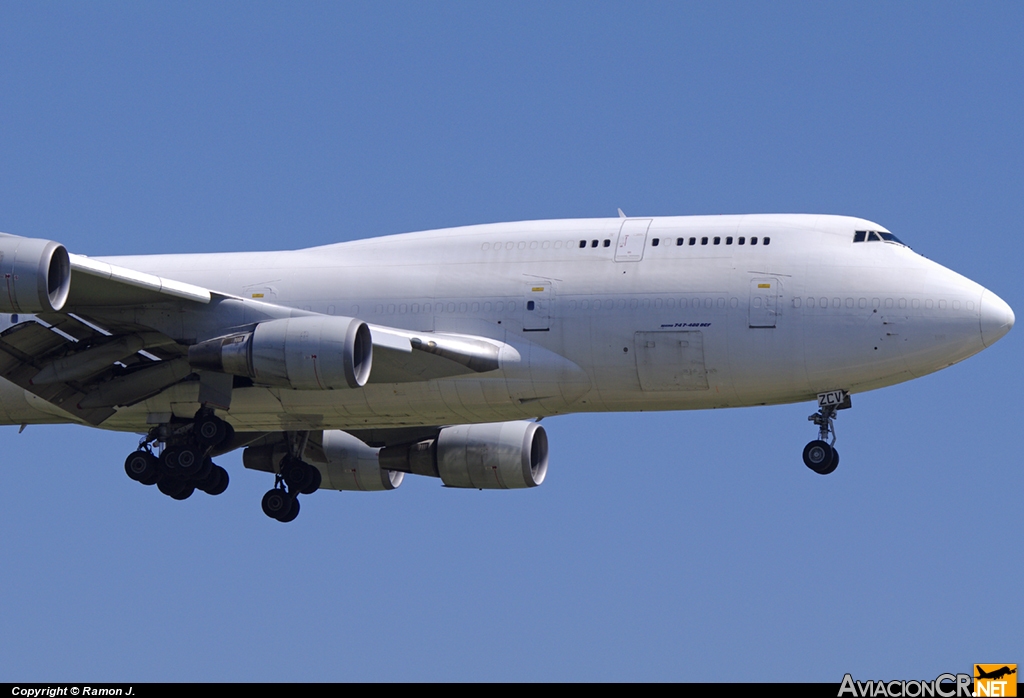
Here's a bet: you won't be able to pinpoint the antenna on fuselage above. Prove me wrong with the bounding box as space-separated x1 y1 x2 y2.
617 208 627 219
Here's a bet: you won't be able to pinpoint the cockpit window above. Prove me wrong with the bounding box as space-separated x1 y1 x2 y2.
878 232 905 245
854 230 907 247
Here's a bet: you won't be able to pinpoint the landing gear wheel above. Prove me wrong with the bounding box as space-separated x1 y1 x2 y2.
208 466 229 495
125 451 158 483
169 484 195 501
301 464 322 495
158 476 189 498
282 458 320 494
803 440 836 474
163 446 203 478
261 489 293 521
197 465 229 496
194 456 214 481
195 414 230 448
277 497 300 523
819 448 839 475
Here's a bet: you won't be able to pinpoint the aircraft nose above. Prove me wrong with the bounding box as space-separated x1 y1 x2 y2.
980 289 1014 347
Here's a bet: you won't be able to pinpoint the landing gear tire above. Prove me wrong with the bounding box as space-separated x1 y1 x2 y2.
158 476 189 498
276 497 300 523
197 465 229 496
261 489 294 521
194 456 214 481
282 458 321 495
125 451 159 484
169 484 195 501
195 414 232 449
302 465 322 495
163 446 204 478
820 448 839 475
803 440 839 475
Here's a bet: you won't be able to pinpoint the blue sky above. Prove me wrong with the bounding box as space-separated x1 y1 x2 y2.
0 2 1020 681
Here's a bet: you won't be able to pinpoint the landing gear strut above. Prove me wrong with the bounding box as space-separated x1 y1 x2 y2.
803 391 849 475
260 433 321 523
123 409 232 499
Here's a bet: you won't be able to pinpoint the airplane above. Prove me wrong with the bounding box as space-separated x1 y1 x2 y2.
976 666 1016 681
0 213 1013 522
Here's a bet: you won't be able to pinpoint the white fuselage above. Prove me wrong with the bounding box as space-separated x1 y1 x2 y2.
0 214 1011 432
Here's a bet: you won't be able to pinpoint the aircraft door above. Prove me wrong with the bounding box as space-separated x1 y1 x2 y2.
749 277 780 328
615 219 651 262
523 280 552 332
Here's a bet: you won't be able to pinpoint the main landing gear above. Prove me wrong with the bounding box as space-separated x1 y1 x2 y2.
802 391 850 475
123 408 232 500
260 440 321 523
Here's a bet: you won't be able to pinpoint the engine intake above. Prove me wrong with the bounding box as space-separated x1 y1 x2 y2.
189 316 372 390
0 234 71 313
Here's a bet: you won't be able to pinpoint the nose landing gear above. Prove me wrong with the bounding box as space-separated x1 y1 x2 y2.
803 390 849 475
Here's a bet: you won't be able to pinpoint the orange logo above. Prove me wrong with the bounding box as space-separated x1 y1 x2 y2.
975 665 1017 697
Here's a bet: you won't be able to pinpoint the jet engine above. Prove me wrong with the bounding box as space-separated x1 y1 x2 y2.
380 420 548 489
0 234 72 313
189 316 372 390
242 430 403 492
320 430 404 491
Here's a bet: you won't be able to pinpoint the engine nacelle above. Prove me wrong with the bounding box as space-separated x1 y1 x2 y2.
189 315 372 390
380 420 548 489
0 234 71 313
321 430 404 491
242 431 403 492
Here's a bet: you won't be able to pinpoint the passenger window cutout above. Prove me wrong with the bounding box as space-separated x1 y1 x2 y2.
689 238 696 246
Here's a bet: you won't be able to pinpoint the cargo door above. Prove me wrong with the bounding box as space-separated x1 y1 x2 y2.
634 331 709 391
